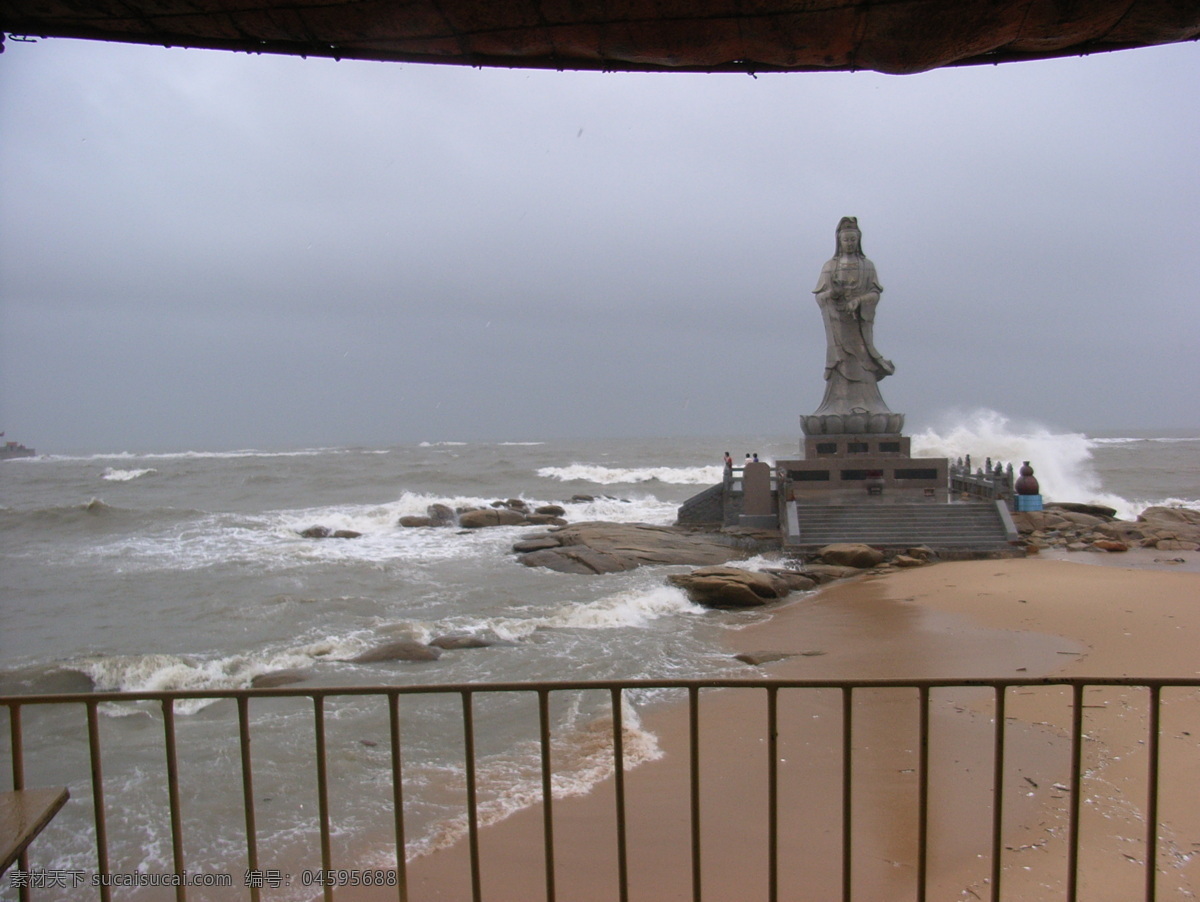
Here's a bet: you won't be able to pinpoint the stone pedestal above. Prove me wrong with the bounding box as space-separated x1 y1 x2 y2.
738 461 779 528
781 430 947 504
1014 494 1044 512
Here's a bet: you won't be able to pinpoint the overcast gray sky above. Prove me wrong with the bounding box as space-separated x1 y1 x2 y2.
1 37 1197 452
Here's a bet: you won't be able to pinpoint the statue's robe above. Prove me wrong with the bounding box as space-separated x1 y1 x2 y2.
812 254 894 415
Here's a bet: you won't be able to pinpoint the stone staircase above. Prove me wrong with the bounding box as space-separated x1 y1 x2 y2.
784 500 1019 556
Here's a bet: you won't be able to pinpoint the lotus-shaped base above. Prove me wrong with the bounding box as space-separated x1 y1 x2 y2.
801 412 905 435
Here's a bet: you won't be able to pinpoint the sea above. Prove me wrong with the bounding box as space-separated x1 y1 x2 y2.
1 410 1197 900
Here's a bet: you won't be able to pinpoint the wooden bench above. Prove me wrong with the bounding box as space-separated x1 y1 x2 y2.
1 788 69 874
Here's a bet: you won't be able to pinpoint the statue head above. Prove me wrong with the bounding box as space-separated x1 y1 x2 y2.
835 216 863 256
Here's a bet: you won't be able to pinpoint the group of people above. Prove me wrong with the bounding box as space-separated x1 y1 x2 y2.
723 451 760 470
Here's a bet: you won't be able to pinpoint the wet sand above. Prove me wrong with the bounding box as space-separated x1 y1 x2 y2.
370 553 1200 901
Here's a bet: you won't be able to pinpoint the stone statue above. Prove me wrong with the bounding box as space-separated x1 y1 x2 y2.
802 217 904 435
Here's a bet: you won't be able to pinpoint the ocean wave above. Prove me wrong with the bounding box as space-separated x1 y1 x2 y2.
911 408 1139 519
0 499 204 535
101 467 157 481
484 585 702 640
42 490 675 572
538 463 724 485
68 637 368 713
43 448 345 462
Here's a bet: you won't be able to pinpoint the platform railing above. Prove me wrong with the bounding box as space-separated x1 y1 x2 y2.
3 676 1197 901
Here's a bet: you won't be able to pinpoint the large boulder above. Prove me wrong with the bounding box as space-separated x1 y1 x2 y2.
1046 502 1118 520
798 563 866 583
459 508 529 528
523 513 569 526
1139 507 1200 529
1011 510 1075 533
350 640 441 663
1095 507 1200 549
761 568 819 592
429 634 494 650
518 546 640 575
1048 510 1109 529
427 503 457 526
251 668 312 688
513 522 773 574
668 566 793 608
818 543 885 568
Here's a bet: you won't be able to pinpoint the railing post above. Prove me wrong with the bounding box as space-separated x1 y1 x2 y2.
1066 684 1085 902
237 697 261 902
1145 684 1162 902
313 696 333 902
990 686 1007 901
688 686 701 902
766 687 779 902
610 687 629 902
8 703 32 902
916 686 930 902
841 687 853 902
161 699 187 902
388 692 409 902
537 689 556 902
461 691 481 902
86 700 112 902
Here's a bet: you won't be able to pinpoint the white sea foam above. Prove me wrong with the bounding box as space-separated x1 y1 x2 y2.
538 463 724 485
911 409 1138 519
73 637 367 713
47 448 344 462
484 585 701 641
65 487 679 575
101 467 157 481
406 698 662 862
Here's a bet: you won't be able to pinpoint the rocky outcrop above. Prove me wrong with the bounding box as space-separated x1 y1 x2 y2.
400 499 568 529
1013 504 1200 552
667 566 795 608
298 526 362 539
1046 502 1119 519
513 522 778 574
350 639 441 663
429 634 496 650
735 651 797 666
459 508 529 528
817 543 885 568
250 668 312 688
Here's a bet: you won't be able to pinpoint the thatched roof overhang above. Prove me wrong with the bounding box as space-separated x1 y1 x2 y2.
1 0 1198 74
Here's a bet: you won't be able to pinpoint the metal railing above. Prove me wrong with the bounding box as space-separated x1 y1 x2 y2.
3 676 1197 901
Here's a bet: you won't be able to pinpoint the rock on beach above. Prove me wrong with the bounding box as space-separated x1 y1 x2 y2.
1015 504 1200 553
512 522 778 575
667 566 793 608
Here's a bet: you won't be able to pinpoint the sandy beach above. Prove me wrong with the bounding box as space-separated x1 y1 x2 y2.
379 550 1200 902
